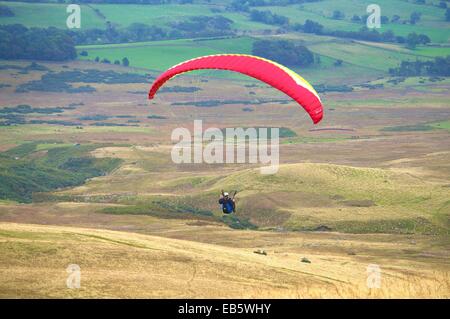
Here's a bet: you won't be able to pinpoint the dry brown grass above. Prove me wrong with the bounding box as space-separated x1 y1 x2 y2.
0 223 448 298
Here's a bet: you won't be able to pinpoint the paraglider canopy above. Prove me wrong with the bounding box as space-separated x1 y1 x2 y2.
148 54 323 124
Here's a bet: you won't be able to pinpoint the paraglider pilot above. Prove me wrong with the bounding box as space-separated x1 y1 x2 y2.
219 190 236 214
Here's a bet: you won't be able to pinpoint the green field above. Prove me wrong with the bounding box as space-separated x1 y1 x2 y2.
76 33 445 83
77 35 381 83
3 0 449 84
308 40 435 71
0 2 269 31
279 0 450 43
255 4 449 42
2 0 449 43
90 3 212 28
77 37 254 71
0 2 105 29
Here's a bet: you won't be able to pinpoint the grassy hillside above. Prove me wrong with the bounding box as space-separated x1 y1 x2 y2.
265 0 450 42
0 141 121 202
0 222 448 298
220 163 450 234
47 147 450 235
1 1 449 43
1 1 449 300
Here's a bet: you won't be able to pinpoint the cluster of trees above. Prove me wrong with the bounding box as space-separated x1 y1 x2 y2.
228 0 321 11
389 56 450 76
0 4 14 16
0 15 234 61
352 9 450 25
0 25 76 61
331 10 345 20
236 6 433 48
249 9 289 26
410 11 422 24
88 55 130 67
69 23 168 45
293 19 430 47
252 39 314 67
70 16 234 45
295 19 323 33
169 15 234 38
305 9 423 25
246 5 439 47
405 32 431 49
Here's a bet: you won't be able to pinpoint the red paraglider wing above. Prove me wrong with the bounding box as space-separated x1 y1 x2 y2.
148 54 323 124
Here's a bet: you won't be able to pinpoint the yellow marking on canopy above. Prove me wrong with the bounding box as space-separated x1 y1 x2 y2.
236 54 320 100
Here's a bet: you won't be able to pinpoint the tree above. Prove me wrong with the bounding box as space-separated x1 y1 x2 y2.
389 55 450 76
410 12 421 24
316 55 321 64
0 25 76 61
381 30 396 42
302 19 324 34
122 57 130 67
332 10 345 20
381 16 389 24
351 15 361 23
406 32 419 49
361 14 369 24
228 0 249 12
250 10 289 26
417 34 430 45
391 15 401 23
0 5 14 17
252 40 314 67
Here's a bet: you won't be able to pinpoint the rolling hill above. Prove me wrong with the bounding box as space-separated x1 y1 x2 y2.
0 222 448 298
